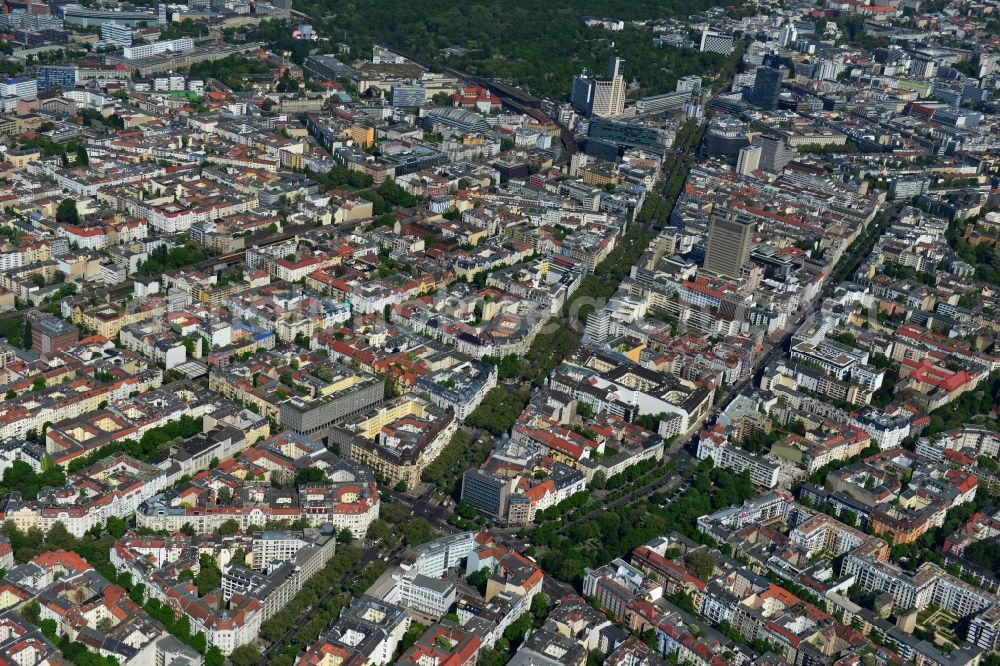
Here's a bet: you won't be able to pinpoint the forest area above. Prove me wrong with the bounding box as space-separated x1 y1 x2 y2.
290 0 732 98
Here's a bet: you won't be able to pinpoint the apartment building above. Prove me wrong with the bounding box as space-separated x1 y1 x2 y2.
397 569 457 618
72 298 166 338
397 623 481 666
332 395 457 488
416 359 497 421
551 348 714 439
2 454 168 537
696 425 780 488
731 585 834 664
788 514 889 560
136 458 380 539
842 556 996 619
298 595 410 666
583 558 662 623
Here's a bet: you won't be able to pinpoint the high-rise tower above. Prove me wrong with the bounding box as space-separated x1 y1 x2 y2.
704 207 755 279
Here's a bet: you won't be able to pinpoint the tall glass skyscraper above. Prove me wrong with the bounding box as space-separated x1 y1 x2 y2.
749 66 782 111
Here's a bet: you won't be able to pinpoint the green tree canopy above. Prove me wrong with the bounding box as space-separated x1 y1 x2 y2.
56 198 79 225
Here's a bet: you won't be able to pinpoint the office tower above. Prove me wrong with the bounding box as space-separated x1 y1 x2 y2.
0 78 37 100
700 30 735 55
461 469 510 518
676 75 702 94
101 21 132 47
704 208 755 279
570 72 594 114
584 308 611 345
569 152 588 177
976 53 999 79
736 144 761 176
815 59 840 81
752 135 796 173
778 24 798 47
390 84 426 108
36 65 78 92
635 91 688 114
592 79 619 117
909 56 937 79
591 56 625 117
749 66 782 111
588 117 672 154
608 57 624 84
